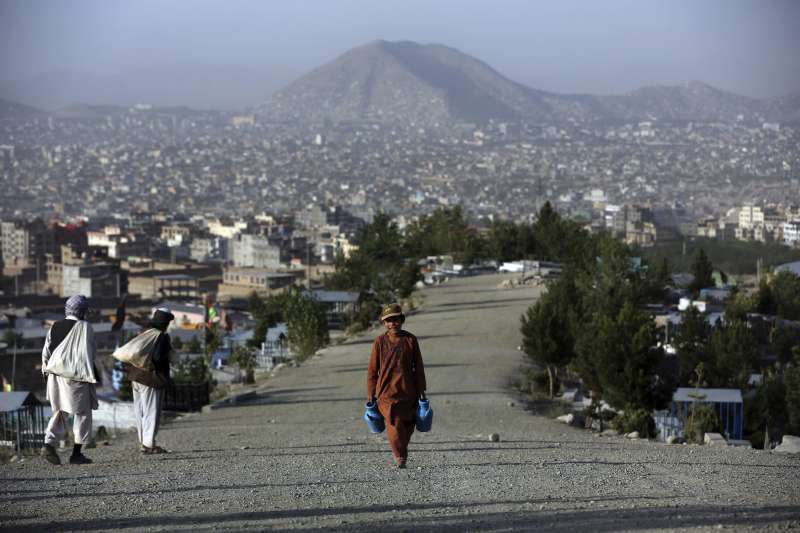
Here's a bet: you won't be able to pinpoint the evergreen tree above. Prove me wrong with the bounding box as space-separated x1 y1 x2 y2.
770 271 800 320
520 281 576 398
673 306 711 386
689 248 714 295
784 357 800 435
285 288 329 360
580 301 670 412
706 319 759 389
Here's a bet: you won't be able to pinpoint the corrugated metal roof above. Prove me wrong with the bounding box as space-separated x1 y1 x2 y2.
0 391 42 412
674 387 742 404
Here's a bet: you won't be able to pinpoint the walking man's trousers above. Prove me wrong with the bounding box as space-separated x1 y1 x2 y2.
44 410 92 446
133 382 163 448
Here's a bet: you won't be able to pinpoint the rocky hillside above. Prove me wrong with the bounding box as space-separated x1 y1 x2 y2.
259 40 799 125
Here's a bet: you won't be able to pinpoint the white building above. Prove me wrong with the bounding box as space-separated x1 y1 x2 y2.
783 221 800 247
738 205 764 230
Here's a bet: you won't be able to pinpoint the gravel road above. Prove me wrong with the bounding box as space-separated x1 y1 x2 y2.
2 273 799 532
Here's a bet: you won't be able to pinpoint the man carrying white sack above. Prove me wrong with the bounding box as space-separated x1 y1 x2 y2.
133 307 174 454
41 294 98 465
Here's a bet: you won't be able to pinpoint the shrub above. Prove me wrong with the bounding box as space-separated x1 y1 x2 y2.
230 345 257 384
611 406 657 438
173 356 211 383
684 402 719 444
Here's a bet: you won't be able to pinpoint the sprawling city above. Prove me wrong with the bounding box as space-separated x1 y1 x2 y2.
1 1 799 531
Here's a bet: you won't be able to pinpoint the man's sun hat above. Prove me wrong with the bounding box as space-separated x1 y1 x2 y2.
379 303 404 322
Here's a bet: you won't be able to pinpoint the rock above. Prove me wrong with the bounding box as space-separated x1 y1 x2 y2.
703 432 727 446
9 455 19 463
556 413 575 425
489 433 500 442
625 431 640 439
774 435 800 454
239 446 249 450
507 401 515 407
666 435 686 445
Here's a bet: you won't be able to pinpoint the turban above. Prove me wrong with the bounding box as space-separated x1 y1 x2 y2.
65 294 89 319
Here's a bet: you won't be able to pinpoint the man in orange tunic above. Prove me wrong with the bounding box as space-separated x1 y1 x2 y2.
367 303 427 468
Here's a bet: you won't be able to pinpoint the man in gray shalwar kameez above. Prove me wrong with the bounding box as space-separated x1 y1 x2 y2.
41 295 98 465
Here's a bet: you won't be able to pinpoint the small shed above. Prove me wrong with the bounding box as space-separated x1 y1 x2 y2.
654 387 744 441
0 391 46 452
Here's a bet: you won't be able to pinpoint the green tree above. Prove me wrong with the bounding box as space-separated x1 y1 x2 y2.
521 284 575 398
770 271 800 320
285 288 329 360
578 302 670 412
404 206 471 259
230 345 257 384
325 212 419 301
673 306 711 386
689 248 714 295
247 291 288 348
770 326 800 366
744 370 788 446
784 358 800 435
724 289 754 322
487 220 523 261
755 278 777 315
706 319 759 389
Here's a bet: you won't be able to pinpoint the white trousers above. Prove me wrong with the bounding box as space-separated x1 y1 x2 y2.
45 410 92 446
133 382 163 448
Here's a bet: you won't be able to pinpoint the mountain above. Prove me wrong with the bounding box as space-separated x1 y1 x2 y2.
258 40 603 124
597 81 763 122
260 40 799 125
0 98 43 120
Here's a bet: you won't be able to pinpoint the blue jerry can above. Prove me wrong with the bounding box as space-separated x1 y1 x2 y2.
416 398 433 432
364 401 385 433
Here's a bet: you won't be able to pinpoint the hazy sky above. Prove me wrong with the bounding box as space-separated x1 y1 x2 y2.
1 0 799 106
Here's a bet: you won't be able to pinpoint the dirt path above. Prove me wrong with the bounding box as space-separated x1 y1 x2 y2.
2 274 799 532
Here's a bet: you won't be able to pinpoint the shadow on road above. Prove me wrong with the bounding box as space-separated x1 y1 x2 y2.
6 501 797 532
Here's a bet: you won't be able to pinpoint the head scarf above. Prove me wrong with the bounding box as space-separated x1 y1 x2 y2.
65 294 89 319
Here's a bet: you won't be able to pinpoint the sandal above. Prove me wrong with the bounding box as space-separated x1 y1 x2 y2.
144 445 168 454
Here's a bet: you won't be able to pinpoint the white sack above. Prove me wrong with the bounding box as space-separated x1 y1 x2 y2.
112 328 161 371
44 321 97 383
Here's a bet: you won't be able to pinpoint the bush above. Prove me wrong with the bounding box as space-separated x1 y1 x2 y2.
230 345 256 384
684 402 719 444
173 357 211 383
611 407 657 438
